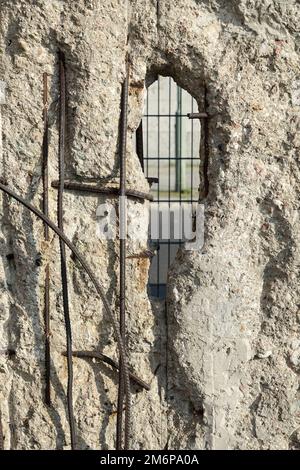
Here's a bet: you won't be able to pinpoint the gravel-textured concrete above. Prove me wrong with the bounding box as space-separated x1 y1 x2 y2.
0 0 299 450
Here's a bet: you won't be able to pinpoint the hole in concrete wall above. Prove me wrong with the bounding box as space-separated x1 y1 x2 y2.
138 76 201 299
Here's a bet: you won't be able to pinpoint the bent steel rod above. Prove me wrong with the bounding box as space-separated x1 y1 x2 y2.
63 351 150 391
0 180 131 449
58 50 76 449
116 62 130 450
51 180 153 202
42 72 51 406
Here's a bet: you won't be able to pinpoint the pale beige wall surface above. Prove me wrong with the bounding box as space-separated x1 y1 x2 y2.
0 0 299 450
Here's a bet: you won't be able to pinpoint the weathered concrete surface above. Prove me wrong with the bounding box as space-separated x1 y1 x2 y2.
0 0 299 450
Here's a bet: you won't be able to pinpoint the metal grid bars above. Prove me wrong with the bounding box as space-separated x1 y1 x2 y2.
142 77 202 299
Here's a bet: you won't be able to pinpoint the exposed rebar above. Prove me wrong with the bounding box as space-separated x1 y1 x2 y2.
63 351 150 391
187 112 208 119
203 86 210 198
42 72 51 406
136 120 144 172
58 50 76 449
116 61 130 450
0 180 131 451
51 180 153 202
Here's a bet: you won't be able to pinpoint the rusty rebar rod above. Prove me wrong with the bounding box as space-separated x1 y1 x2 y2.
136 120 144 172
187 112 208 119
0 180 131 451
126 249 155 260
63 351 150 391
42 72 51 406
116 62 130 451
51 180 153 202
203 87 209 197
58 50 76 449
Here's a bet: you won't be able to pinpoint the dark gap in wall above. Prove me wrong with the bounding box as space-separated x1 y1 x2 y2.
136 75 203 300
133 70 209 447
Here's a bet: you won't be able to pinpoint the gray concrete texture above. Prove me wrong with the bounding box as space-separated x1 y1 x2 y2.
0 0 299 450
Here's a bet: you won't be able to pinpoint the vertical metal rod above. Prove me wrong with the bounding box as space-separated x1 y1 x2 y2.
136 120 144 172
177 87 183 239
43 73 49 242
167 78 171 272
146 86 149 177
175 87 182 193
42 72 51 407
157 77 160 298
58 50 76 450
203 86 209 197
191 94 194 205
116 60 131 450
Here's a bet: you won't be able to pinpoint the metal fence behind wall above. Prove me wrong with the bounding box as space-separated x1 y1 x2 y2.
142 77 201 299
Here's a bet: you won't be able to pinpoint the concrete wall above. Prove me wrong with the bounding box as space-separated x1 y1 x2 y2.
0 0 300 450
